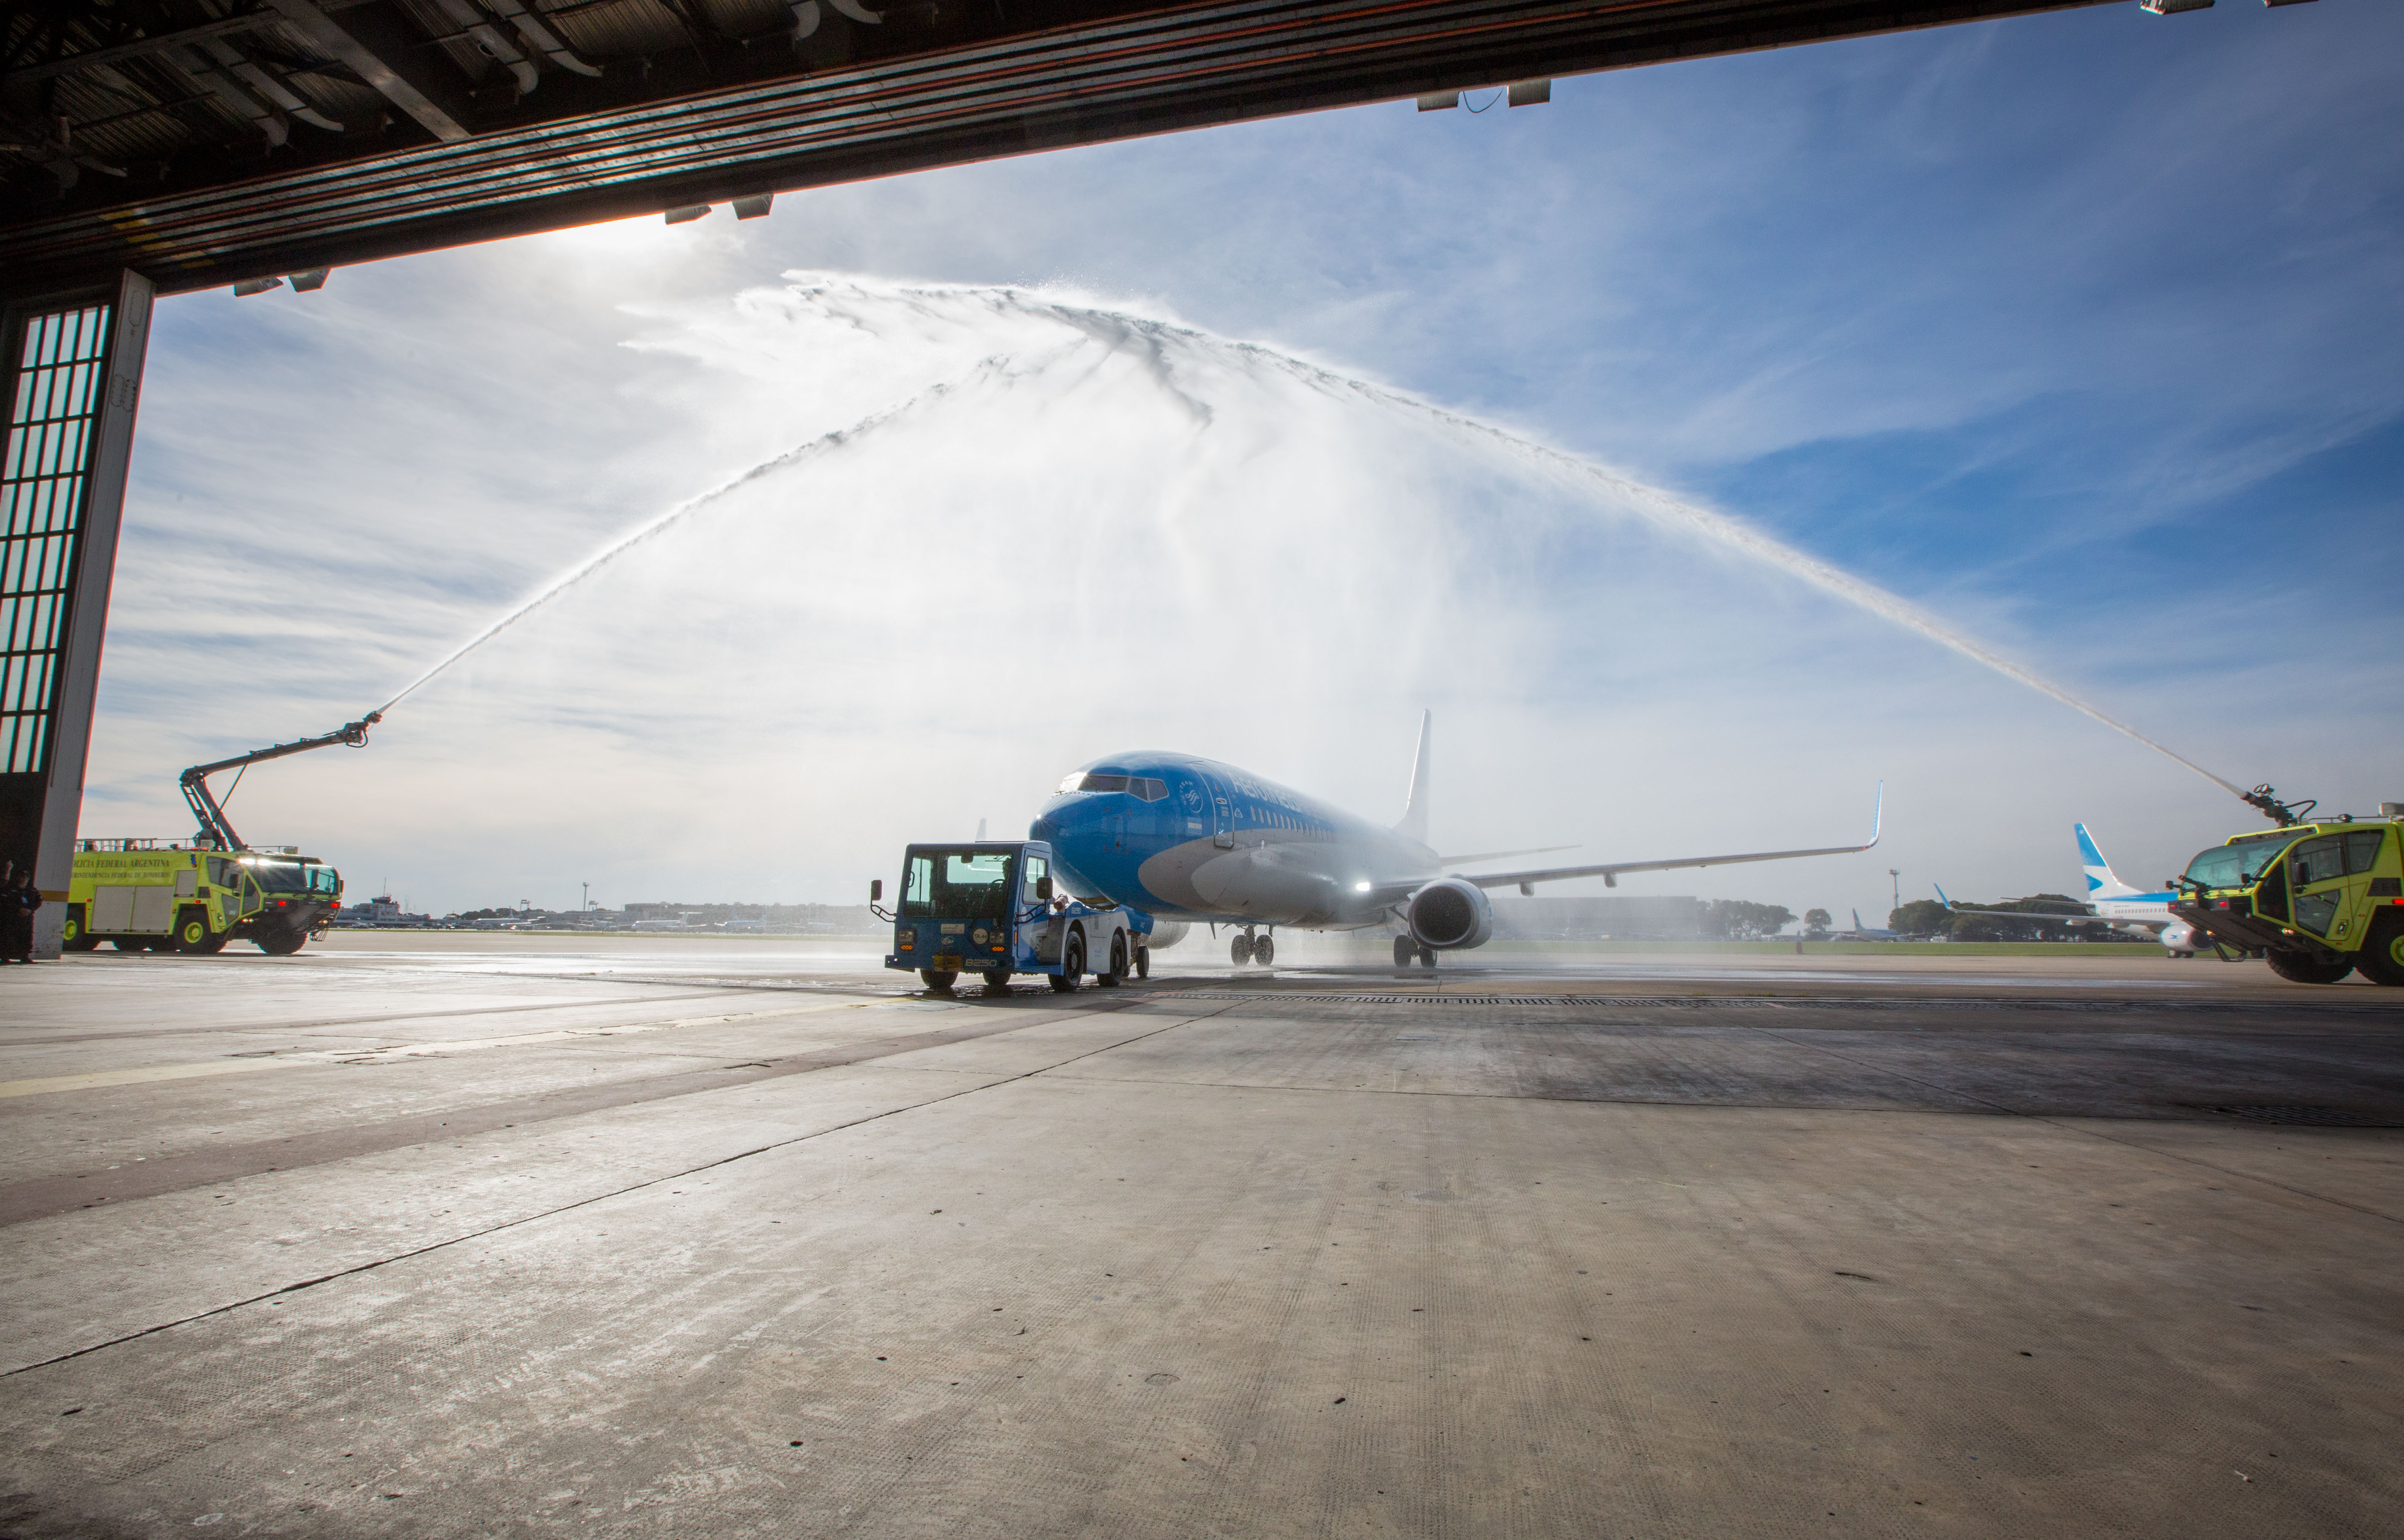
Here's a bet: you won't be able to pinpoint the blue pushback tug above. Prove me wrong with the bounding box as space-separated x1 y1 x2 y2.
876 841 1151 995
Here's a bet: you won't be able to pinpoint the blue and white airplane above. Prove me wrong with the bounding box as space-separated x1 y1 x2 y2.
1936 823 2203 955
1029 712 1882 967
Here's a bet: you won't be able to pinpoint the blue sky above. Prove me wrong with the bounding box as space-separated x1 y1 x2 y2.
94 0 2401 918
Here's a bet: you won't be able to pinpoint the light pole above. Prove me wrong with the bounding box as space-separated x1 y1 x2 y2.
1889 868 1900 917
581 881 590 916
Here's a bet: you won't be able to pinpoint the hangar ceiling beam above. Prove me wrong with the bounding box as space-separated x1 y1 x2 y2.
260 0 476 143
2 0 2134 295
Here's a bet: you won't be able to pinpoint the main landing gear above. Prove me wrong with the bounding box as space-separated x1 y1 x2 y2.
1392 935 1436 969
1230 929 1274 967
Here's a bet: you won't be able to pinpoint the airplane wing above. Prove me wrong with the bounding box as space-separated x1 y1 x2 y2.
1443 784 1882 895
1436 844 1578 864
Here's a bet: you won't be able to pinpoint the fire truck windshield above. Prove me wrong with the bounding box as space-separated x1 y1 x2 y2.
2182 833 2297 891
247 861 337 895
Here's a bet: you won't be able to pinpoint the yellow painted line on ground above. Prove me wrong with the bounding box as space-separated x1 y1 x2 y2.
0 1060 308 1098
0 996 902 1099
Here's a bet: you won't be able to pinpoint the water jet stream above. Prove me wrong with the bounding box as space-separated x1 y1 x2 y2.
371 372 969 716
367 280 2248 805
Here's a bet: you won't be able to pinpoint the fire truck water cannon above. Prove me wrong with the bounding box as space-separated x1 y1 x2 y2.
179 710 382 852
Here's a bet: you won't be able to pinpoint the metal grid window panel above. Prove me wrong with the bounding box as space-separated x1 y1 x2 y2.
1 303 111 777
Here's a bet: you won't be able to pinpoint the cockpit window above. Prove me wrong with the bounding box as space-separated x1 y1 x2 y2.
1056 772 1166 798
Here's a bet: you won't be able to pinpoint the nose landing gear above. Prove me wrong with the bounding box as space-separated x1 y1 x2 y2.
1392 935 1437 969
1230 929 1274 967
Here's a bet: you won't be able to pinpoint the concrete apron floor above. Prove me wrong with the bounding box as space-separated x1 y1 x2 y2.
0 954 2398 1537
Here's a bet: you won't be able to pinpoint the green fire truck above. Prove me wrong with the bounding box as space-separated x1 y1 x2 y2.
2168 802 2404 986
63 842 343 954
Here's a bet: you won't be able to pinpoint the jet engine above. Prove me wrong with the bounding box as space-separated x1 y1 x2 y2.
1407 877 1493 951
1146 922 1190 951
2160 920 2205 957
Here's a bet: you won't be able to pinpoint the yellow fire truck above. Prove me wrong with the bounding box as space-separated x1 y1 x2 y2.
63 841 343 954
57 712 375 956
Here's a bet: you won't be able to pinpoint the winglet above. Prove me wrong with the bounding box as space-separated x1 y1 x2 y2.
1934 881 1953 907
1864 781 1884 850
1393 709 1431 846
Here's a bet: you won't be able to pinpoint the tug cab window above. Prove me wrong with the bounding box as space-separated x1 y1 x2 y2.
901 850 1014 920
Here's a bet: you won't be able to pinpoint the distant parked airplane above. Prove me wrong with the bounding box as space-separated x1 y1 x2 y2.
1936 824 2205 956
1821 908 1903 941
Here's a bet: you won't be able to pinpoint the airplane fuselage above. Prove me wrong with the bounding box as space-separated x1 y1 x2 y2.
1032 753 1435 930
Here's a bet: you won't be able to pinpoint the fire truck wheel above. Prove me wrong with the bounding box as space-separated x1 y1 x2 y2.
62 908 98 951
919 969 958 992
256 928 308 956
174 909 216 954
2264 947 2353 985
1050 936 1085 992
2356 916 2404 986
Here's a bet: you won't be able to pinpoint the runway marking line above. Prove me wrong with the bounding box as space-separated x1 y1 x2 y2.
0 997 888 1101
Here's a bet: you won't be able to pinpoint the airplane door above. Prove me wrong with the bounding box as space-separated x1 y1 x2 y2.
1206 774 1236 848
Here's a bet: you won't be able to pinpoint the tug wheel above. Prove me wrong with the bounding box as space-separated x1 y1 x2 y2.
919 968 958 992
1096 936 1127 986
1050 936 1085 992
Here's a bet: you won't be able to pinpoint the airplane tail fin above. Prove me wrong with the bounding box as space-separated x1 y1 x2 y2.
2077 823 2141 899
1393 709 1431 846
1852 908 1864 930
